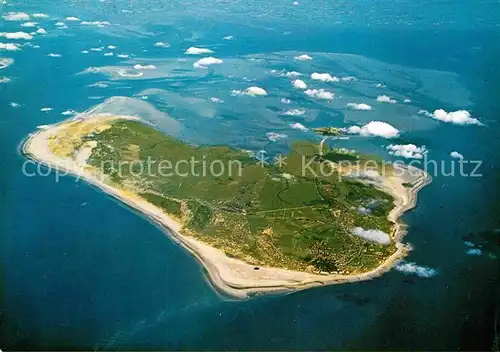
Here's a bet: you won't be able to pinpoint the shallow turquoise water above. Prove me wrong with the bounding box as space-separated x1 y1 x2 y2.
1 0 499 349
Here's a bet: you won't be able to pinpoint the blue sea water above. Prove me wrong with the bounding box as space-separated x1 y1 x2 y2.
1 0 499 349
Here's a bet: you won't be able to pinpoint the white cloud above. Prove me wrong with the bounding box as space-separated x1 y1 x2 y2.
133 64 156 70
450 151 464 159
83 67 103 74
81 21 111 26
0 43 21 51
32 13 49 19
40 107 53 112
61 109 77 116
0 58 14 69
283 109 305 116
357 207 371 215
81 50 89 54
193 57 223 68
0 32 33 40
280 98 291 104
346 103 372 111
154 41 169 48
87 82 108 88
344 121 400 139
304 88 334 100
404 98 412 103
377 95 397 104
185 47 213 55
387 144 427 159
266 132 287 142
347 170 379 180
347 169 378 180
466 248 482 256
3 12 30 21
90 47 104 52
107 45 116 49
55 22 66 27
210 97 224 103
21 22 38 27
395 261 438 278
47 53 61 57
246 86 267 96
65 16 81 21
295 54 312 61
292 79 307 89
117 54 129 58
104 52 113 56
311 72 339 82
290 122 308 132
284 71 301 77
10 102 21 108
36 28 47 35
0 77 11 83
232 86 268 97
430 109 481 126
223 35 233 40
351 227 390 245
341 76 357 82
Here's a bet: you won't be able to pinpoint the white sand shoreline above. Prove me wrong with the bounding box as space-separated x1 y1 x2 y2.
22 115 432 299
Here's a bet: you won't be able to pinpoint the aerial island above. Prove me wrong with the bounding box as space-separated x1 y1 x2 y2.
23 114 431 298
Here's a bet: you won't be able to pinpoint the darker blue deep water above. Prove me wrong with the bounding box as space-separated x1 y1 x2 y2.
1 0 499 350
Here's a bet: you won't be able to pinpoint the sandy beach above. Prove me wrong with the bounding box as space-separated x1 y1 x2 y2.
22 115 432 299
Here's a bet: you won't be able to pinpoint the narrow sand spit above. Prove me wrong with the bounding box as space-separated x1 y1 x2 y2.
22 115 431 298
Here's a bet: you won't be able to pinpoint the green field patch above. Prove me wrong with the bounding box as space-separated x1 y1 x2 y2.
77 119 402 273
139 192 182 217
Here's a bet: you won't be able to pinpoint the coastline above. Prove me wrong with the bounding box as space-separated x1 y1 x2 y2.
21 116 432 299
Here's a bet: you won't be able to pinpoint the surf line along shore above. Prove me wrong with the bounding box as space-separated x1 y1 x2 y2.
22 114 432 299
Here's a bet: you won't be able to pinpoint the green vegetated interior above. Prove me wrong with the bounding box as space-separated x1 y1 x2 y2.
85 119 396 274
